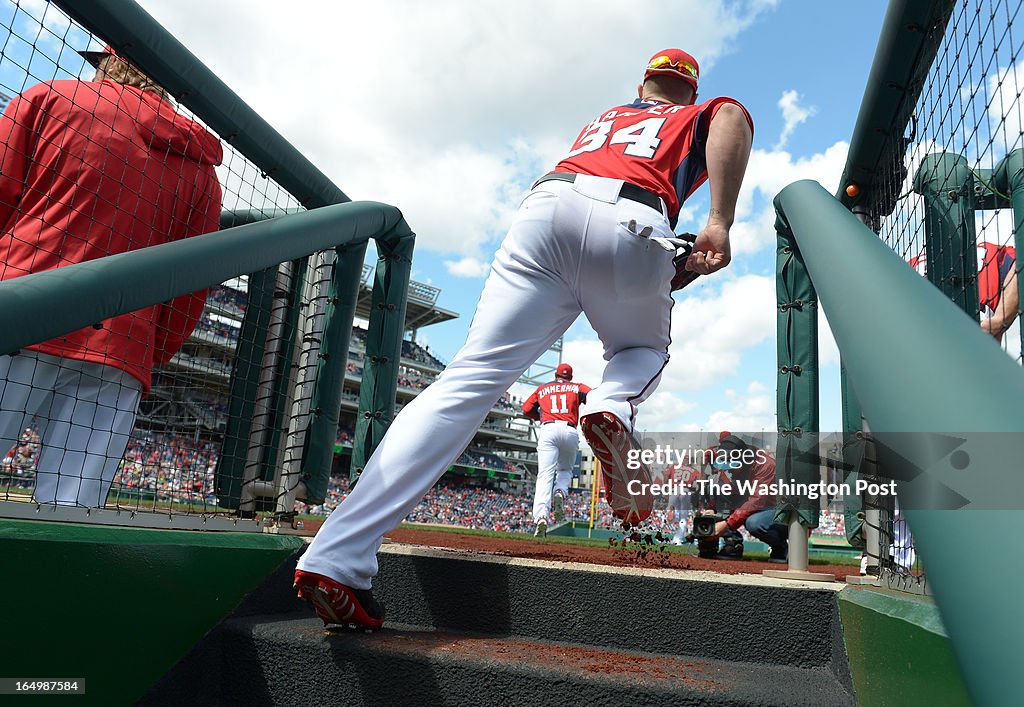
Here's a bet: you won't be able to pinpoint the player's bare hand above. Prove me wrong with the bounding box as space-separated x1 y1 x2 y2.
686 223 732 275
981 316 1008 340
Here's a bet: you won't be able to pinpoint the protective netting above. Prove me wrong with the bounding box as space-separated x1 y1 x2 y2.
0 0 539 521
852 0 1024 593
0 0 308 515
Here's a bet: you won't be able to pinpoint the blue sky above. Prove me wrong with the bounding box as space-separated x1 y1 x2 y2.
126 1 890 433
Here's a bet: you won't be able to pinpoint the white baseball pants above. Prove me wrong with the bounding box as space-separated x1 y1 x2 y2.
0 351 141 507
532 420 580 522
299 175 676 589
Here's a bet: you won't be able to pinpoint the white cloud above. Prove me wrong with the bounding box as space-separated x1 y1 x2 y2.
634 392 698 430
561 273 776 431
704 380 775 432
135 0 778 257
662 274 776 389
987 60 1024 156
729 140 849 255
565 273 775 396
775 89 816 150
443 256 491 279
561 338 609 390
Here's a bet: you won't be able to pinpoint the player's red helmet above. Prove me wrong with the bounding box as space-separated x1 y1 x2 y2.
555 363 573 380
644 49 699 91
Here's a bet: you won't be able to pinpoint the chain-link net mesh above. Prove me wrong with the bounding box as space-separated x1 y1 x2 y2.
0 0 312 517
850 0 1024 593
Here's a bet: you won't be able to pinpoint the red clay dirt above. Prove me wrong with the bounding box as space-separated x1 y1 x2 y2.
293 519 858 581
383 527 857 581
309 624 723 690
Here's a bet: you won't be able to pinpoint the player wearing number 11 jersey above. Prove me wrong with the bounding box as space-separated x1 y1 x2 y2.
522 362 590 535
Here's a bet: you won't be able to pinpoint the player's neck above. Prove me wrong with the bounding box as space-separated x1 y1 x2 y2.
640 95 672 105
640 90 693 106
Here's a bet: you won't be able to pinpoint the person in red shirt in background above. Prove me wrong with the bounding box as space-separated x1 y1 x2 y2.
708 434 788 563
522 362 590 537
0 44 223 508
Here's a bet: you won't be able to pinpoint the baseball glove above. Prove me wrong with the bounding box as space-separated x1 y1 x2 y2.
652 232 700 291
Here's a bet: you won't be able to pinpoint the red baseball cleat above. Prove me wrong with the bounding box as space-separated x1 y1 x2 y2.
293 569 385 631
581 411 654 524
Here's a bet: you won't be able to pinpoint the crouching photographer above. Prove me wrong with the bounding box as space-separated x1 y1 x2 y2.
702 434 789 564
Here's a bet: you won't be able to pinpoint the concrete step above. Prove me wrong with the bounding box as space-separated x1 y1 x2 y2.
217 616 854 707
142 542 855 705
225 543 850 670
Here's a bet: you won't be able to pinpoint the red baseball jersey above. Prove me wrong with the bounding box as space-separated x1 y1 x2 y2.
663 463 700 488
522 380 591 424
909 242 1016 312
553 96 753 220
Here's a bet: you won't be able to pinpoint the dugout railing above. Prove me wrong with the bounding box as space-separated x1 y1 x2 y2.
0 0 413 525
828 0 1024 596
773 178 1024 707
770 2 1024 701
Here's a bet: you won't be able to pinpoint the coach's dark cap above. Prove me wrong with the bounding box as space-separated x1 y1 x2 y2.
78 44 117 68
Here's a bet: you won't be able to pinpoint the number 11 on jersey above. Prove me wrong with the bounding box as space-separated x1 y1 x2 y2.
549 394 569 414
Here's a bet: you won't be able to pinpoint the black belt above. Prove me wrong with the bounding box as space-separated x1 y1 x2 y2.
533 172 667 218
542 420 576 428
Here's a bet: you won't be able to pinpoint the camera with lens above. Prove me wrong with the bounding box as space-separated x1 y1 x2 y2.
684 513 743 560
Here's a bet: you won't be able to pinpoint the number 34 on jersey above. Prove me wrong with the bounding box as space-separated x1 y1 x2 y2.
566 105 686 160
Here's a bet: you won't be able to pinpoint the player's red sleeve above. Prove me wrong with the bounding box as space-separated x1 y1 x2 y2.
706 97 754 137
522 388 541 420
0 90 38 232
152 168 223 365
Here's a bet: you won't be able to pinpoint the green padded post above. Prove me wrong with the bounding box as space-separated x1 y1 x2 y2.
260 258 307 493
839 364 865 548
351 228 415 482
774 214 820 529
992 148 1024 358
775 179 1024 707
913 153 980 316
217 266 277 509
301 243 368 503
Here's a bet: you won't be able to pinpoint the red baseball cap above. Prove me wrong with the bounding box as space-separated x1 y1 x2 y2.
644 48 699 90
555 363 573 379
78 44 118 68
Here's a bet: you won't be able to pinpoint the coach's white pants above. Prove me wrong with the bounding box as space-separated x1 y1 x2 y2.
299 176 676 588
0 351 141 507
532 421 580 522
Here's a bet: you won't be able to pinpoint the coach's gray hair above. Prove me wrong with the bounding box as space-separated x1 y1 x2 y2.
97 54 173 103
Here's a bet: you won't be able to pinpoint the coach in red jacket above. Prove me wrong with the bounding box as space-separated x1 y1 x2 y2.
0 45 223 507
711 434 789 563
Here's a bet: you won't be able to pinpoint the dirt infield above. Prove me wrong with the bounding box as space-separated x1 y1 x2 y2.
380 526 859 582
